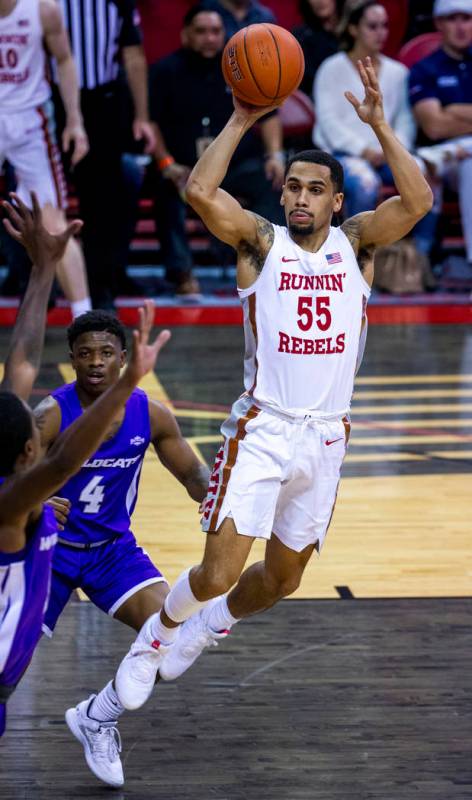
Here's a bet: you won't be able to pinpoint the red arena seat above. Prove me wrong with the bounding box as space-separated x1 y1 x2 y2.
397 32 443 68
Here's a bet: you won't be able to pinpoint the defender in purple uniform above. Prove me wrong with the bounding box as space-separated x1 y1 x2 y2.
33 311 209 786
0 195 169 740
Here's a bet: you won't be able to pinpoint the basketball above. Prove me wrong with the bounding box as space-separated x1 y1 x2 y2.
222 23 305 107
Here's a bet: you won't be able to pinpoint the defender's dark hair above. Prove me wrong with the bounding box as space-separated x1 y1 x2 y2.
0 391 33 476
67 311 127 351
183 3 221 27
285 150 344 193
298 0 345 31
338 0 381 51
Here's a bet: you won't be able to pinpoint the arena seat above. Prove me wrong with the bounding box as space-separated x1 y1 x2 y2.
397 32 442 68
279 90 315 139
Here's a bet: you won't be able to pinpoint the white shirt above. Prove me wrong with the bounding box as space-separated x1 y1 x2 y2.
0 0 50 112
313 52 415 156
238 224 370 417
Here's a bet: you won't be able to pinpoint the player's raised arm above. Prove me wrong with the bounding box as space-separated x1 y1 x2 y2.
0 303 170 522
185 97 278 250
342 58 433 250
0 194 82 401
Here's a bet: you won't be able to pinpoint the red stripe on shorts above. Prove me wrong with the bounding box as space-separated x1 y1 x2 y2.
208 404 260 531
36 105 65 209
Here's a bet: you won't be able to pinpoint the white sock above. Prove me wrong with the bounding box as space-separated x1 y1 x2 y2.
71 297 92 319
88 681 124 724
203 596 240 633
148 612 179 645
163 568 207 624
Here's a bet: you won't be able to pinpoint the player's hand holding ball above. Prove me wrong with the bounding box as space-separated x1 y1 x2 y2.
222 23 305 118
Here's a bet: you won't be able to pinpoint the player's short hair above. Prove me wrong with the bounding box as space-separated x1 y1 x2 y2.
67 311 127 351
183 3 221 27
285 150 344 193
0 391 33 476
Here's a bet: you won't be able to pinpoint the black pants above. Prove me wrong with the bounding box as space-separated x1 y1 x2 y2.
73 83 128 307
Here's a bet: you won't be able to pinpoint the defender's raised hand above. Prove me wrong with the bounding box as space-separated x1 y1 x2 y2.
2 192 83 266
345 57 385 128
125 300 171 385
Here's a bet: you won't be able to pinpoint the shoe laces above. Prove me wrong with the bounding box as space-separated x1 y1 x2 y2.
180 621 220 659
89 722 122 764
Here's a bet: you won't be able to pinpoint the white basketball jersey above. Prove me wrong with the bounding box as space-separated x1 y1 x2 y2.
0 0 50 112
238 224 370 417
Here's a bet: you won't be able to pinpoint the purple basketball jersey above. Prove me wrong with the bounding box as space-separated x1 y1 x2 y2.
51 384 151 545
0 502 57 735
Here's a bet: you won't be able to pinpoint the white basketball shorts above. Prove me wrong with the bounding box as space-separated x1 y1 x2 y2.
0 100 67 209
201 394 350 553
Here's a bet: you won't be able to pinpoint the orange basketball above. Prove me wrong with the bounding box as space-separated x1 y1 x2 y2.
222 24 305 107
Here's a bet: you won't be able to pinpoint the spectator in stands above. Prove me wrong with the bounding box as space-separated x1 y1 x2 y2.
313 0 415 217
57 0 155 309
149 5 285 294
409 0 472 272
293 0 345 97
201 0 276 39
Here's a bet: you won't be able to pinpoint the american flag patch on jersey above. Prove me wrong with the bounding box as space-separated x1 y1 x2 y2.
326 252 342 265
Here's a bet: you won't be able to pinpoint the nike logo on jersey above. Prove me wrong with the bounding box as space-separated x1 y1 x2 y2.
281 256 300 263
130 436 145 446
325 438 343 446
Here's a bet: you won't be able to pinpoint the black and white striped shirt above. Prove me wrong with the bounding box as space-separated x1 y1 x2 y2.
59 0 142 90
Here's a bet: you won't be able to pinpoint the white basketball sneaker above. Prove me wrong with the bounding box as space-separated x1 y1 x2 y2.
65 696 124 788
159 604 230 682
115 614 174 710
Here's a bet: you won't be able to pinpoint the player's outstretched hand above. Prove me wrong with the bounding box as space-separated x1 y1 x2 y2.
2 192 83 266
344 57 385 128
125 300 171 386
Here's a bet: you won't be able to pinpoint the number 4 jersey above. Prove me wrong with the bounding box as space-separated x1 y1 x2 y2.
238 224 371 417
50 384 151 545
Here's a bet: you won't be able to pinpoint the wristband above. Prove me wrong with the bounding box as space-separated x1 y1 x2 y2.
158 155 175 172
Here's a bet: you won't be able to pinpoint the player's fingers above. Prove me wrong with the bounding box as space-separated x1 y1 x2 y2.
30 191 42 221
365 57 380 90
63 219 83 241
9 192 29 218
151 329 171 358
357 59 369 87
62 130 70 153
142 299 155 338
344 91 360 110
2 200 23 229
2 218 23 242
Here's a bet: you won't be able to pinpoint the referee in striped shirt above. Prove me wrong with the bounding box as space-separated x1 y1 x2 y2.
58 0 155 308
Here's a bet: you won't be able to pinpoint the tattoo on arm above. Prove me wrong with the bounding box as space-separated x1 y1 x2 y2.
341 216 374 275
238 214 274 275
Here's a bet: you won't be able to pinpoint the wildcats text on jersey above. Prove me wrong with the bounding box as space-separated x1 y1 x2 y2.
83 455 142 469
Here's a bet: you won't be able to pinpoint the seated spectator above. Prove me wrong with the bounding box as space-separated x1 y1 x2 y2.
293 0 345 97
409 0 472 271
313 0 415 216
149 5 285 294
201 0 276 39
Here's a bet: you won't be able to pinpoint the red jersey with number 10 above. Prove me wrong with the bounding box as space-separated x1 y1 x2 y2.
238 224 370 417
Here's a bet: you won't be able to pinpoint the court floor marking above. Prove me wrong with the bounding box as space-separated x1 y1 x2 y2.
355 374 472 385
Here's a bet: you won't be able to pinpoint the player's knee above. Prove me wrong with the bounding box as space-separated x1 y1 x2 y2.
264 572 301 600
193 564 237 599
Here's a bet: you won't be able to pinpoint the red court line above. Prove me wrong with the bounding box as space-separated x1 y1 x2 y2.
0 303 470 327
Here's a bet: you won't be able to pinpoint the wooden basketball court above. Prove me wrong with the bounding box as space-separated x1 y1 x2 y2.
0 322 471 799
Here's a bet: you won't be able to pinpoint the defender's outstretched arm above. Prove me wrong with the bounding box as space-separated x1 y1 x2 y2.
0 194 82 401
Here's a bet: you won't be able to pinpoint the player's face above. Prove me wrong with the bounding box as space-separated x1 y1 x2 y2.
350 4 389 53
183 12 225 59
70 332 126 397
436 14 472 51
281 163 343 237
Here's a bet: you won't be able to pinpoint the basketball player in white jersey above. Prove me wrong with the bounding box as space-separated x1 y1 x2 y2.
114 59 434 706
0 0 91 318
